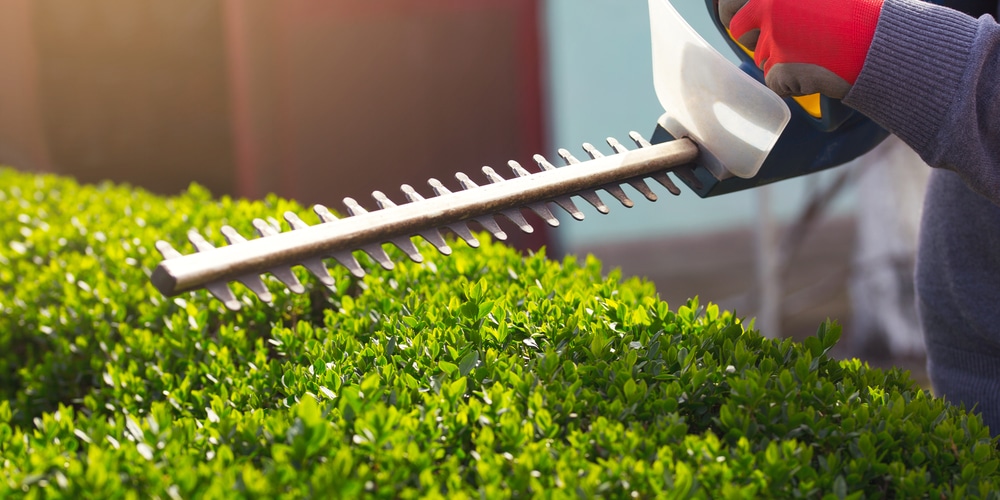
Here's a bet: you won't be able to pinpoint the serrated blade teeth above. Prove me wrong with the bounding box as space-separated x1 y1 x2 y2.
503 163 562 224
629 131 701 191
401 184 425 203
285 207 336 286
343 197 368 216
362 244 394 270
456 172 478 190
558 149 581 165
206 281 241 311
607 136 629 154
283 211 336 286
500 209 533 233
627 178 659 202
284 211 309 230
584 142 635 206
153 132 703 309
508 160 531 177
253 218 278 237
221 225 248 244
226 222 304 295
528 202 560 227
534 154 557 172
582 142 605 160
155 240 183 260
608 137 659 201
530 155 587 217
553 197 585 220
428 178 452 196
314 204 337 223
578 190 610 214
378 188 429 259
372 191 396 209
601 184 634 208
447 223 480 248
188 230 216 252
649 171 682 196
475 217 507 240
419 228 452 255
302 258 335 287
629 131 652 148
269 269 305 294
334 251 366 278
482 166 505 184
188 229 277 303
392 237 425 262
236 274 273 303
410 182 451 250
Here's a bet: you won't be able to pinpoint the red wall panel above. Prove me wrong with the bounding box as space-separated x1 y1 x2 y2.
223 0 549 250
0 0 549 251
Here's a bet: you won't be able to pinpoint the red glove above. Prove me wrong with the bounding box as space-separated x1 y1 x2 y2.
720 0 884 98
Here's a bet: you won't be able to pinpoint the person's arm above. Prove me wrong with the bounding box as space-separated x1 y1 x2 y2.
721 0 1000 205
843 0 1000 204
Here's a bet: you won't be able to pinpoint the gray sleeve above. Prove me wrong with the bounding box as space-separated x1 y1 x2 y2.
843 0 1000 205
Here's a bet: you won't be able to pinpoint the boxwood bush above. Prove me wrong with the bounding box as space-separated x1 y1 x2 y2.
0 166 998 498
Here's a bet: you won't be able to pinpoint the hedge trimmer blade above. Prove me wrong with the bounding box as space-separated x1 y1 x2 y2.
152 133 700 310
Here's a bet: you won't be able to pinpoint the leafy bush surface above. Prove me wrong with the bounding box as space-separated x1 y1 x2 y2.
0 167 998 499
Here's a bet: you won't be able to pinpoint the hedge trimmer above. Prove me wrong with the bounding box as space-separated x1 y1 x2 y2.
151 0 888 310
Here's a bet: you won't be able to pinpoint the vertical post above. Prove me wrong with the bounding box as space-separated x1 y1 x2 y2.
755 185 781 338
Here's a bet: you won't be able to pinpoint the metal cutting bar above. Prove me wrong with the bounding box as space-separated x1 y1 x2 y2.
152 137 699 305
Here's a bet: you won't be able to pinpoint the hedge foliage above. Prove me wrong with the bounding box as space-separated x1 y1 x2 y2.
0 166 998 498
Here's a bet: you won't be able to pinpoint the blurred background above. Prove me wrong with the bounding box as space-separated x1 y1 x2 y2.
0 0 928 374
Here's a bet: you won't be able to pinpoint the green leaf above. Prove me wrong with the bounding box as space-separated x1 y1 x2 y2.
439 360 459 376
458 350 479 377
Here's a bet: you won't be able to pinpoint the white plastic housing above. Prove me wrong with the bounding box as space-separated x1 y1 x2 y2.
649 0 790 179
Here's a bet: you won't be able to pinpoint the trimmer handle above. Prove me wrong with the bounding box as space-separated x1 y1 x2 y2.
654 0 889 198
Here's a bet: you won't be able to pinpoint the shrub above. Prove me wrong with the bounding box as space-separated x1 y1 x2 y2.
0 167 998 498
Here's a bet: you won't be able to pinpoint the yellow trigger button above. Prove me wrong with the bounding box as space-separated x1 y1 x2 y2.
792 94 822 119
726 28 824 119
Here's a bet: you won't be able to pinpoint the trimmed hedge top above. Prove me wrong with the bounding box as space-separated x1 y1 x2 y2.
0 167 998 498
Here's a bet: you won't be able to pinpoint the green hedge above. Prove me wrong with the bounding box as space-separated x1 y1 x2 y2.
0 167 998 498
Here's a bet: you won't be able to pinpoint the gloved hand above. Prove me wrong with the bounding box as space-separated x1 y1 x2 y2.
719 0 885 99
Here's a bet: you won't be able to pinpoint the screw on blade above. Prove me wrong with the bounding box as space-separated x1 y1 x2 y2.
282 211 336 286
510 160 585 221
